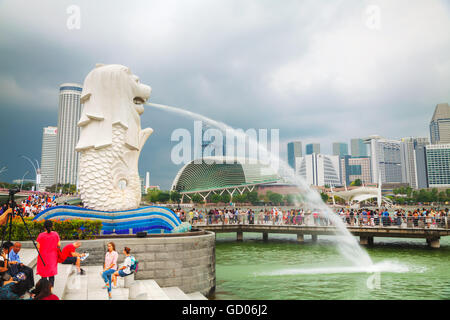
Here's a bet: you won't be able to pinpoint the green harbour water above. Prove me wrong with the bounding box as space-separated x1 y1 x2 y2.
213 233 450 300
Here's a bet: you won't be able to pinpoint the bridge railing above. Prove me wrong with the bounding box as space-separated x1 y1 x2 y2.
189 214 449 230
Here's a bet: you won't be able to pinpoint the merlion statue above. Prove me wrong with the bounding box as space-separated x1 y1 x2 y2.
75 64 153 211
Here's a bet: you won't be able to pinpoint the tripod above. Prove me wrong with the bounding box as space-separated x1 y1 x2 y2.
1 189 45 266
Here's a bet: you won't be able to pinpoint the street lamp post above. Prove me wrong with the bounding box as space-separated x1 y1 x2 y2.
20 171 29 190
20 155 40 191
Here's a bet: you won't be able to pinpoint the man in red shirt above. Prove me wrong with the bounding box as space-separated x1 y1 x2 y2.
59 241 86 275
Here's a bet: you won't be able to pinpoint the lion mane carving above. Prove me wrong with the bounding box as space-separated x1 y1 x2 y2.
75 64 153 211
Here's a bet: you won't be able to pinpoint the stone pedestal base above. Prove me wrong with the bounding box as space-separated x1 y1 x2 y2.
124 273 135 288
360 236 369 245
360 236 374 246
311 235 318 242
427 237 440 249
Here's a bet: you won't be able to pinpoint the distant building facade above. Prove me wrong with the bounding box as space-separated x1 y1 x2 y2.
364 136 403 184
332 142 349 156
425 144 450 188
202 123 226 158
430 103 450 145
296 153 341 187
351 138 368 157
340 156 371 186
400 137 429 189
55 83 83 186
415 145 429 189
40 126 58 191
287 141 302 169
305 143 320 155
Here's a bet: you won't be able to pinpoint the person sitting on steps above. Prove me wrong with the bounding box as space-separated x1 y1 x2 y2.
59 241 87 275
111 247 135 289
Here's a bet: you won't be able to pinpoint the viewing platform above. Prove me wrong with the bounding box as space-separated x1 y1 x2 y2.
19 249 208 300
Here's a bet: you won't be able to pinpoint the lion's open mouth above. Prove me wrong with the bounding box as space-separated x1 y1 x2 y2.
133 97 146 105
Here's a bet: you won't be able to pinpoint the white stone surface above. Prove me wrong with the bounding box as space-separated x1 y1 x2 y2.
140 280 170 300
162 287 191 300
124 272 135 288
75 64 153 211
187 292 208 300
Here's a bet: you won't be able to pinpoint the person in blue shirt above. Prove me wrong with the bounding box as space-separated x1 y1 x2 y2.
382 209 390 226
8 242 34 290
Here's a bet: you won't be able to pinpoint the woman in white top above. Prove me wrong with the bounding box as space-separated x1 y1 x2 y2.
111 247 134 293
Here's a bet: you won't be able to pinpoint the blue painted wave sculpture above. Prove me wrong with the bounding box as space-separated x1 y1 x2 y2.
33 206 192 235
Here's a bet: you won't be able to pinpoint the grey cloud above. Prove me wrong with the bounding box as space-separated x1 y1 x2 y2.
0 0 449 189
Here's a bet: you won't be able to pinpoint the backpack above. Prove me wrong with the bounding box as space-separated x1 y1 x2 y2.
130 256 139 273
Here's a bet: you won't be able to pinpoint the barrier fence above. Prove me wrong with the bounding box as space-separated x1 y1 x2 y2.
184 212 449 230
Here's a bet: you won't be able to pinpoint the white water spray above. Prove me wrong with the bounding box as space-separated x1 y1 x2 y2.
146 102 373 267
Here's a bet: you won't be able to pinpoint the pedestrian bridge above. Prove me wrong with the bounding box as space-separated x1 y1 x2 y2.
197 223 450 248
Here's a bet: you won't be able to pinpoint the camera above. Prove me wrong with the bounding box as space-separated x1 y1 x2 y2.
8 188 20 196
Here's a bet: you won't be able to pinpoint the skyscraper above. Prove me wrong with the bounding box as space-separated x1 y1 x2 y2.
39 126 58 191
305 143 320 155
430 103 450 144
351 138 368 157
202 123 226 158
296 153 341 186
332 142 348 156
364 135 403 184
425 144 450 188
400 137 429 189
55 83 83 186
287 141 302 169
415 145 428 189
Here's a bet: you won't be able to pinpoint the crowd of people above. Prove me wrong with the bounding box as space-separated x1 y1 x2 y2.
174 207 449 229
0 193 59 222
336 208 449 228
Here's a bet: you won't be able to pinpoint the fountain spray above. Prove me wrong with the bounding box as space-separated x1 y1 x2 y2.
146 102 374 268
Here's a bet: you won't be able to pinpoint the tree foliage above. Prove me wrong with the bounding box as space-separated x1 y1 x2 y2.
391 187 450 204
191 194 204 204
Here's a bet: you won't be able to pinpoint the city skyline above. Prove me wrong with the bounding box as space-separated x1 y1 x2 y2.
1 1 450 189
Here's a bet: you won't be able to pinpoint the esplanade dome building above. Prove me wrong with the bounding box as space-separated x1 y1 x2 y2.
171 156 280 203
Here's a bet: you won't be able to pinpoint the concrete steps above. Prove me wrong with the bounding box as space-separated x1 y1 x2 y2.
21 250 207 300
54 264 75 298
187 292 209 300
28 250 74 299
140 280 170 300
162 286 191 300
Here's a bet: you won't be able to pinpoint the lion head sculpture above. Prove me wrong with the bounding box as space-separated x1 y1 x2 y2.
75 64 152 152
75 64 153 211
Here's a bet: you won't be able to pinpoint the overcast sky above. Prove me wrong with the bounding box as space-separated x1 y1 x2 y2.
0 0 449 189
